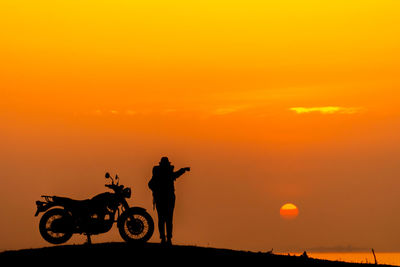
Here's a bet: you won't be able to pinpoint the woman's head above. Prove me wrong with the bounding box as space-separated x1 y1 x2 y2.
159 156 171 166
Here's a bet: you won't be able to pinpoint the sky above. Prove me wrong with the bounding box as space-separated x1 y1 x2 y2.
1 0 400 252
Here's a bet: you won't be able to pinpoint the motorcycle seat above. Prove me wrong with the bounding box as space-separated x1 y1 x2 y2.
53 196 91 208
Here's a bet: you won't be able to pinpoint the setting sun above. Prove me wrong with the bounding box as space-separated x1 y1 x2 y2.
280 203 299 220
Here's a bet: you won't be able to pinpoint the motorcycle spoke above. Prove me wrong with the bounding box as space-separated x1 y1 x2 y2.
45 215 68 238
124 215 149 239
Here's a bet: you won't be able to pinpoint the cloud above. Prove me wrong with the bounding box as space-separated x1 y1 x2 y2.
125 110 137 115
213 107 239 115
92 109 103 115
290 106 363 115
88 109 138 116
213 105 250 115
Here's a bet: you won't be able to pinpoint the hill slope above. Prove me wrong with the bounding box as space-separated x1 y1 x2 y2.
0 242 394 266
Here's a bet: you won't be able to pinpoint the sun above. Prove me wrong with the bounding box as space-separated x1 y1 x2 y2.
280 203 299 220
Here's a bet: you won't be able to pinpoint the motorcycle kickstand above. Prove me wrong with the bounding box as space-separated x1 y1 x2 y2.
85 233 92 245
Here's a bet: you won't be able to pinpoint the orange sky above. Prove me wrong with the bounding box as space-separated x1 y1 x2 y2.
1 0 400 252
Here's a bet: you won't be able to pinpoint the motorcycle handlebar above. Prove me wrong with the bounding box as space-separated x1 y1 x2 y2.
105 184 116 189
105 184 123 191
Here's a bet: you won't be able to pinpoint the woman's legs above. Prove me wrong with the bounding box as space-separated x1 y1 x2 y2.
156 195 176 245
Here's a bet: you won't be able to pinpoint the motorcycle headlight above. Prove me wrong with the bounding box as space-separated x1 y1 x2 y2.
123 187 131 198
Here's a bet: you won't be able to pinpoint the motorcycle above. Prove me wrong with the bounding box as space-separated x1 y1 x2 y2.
34 172 154 245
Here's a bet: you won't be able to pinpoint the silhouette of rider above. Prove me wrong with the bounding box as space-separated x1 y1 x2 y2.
148 157 190 246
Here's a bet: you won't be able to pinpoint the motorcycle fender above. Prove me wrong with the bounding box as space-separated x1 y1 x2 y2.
117 207 148 228
35 201 57 216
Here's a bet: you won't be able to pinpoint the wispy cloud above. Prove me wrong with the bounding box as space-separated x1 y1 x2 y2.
213 107 239 115
125 110 137 115
290 106 364 115
212 105 250 115
89 109 138 116
92 109 103 115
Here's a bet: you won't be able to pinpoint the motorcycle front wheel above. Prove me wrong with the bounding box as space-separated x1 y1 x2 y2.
39 208 73 244
118 208 154 243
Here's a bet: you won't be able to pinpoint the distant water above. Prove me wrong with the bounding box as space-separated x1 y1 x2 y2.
307 252 400 266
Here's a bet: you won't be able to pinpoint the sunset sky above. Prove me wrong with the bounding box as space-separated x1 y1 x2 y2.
1 1 400 252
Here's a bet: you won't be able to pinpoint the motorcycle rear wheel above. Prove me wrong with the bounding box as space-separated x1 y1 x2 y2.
39 208 73 244
118 209 154 243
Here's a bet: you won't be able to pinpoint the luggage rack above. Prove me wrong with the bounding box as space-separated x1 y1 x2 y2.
41 195 54 202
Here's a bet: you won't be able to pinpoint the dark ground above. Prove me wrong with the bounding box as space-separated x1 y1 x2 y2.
0 242 395 266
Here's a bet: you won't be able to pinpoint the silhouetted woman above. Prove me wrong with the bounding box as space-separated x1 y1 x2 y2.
148 157 190 245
